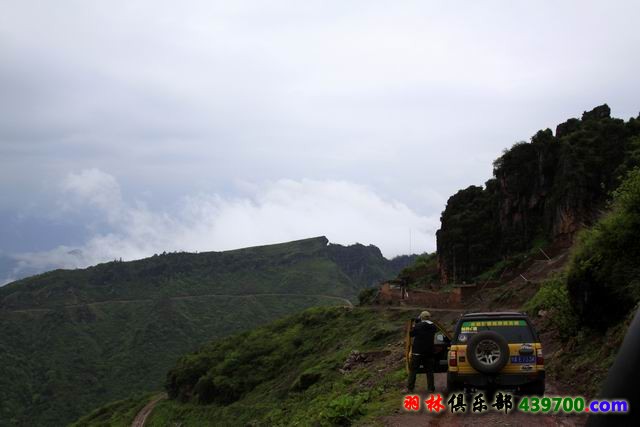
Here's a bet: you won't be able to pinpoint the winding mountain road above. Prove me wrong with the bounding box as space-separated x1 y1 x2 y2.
4 292 353 313
131 394 166 427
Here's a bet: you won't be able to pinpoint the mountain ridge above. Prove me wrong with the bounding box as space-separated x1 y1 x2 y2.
0 236 412 426
0 236 413 310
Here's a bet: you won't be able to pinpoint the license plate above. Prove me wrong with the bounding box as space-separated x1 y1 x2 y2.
510 355 535 363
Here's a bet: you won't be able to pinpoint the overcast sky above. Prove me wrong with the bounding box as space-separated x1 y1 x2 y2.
1 0 639 284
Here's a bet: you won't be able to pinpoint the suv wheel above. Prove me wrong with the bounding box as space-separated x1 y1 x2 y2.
466 331 509 374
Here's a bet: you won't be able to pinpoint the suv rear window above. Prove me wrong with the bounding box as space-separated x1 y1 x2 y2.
456 319 534 343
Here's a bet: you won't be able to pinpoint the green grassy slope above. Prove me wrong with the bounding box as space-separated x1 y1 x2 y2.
71 306 414 427
0 237 409 426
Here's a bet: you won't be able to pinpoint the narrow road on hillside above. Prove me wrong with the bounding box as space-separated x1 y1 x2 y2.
131 394 166 427
4 292 353 313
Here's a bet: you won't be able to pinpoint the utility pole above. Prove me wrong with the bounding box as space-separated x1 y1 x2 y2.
453 252 457 285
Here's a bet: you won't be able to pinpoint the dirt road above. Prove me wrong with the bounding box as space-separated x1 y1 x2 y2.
5 292 353 313
131 394 166 427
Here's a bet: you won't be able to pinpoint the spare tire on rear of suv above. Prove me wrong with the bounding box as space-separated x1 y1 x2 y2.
467 331 510 374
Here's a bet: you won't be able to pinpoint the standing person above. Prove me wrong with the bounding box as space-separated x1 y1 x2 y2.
407 310 437 392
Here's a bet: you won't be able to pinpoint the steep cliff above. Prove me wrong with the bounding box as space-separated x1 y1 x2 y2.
326 241 416 289
437 105 640 282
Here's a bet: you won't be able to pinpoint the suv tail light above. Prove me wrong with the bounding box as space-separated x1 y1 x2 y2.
536 348 544 365
449 350 457 367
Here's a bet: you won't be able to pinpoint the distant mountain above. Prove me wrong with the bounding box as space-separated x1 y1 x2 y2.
0 236 412 427
0 250 85 287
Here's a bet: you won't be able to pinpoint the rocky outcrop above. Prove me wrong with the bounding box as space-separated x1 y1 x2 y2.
437 105 640 283
325 241 415 289
581 104 611 121
556 118 580 138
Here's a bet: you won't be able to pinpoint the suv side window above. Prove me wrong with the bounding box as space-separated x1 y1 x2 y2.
434 331 450 344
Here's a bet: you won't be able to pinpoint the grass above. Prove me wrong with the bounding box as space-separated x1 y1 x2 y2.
0 294 348 427
76 306 415 427
69 393 155 427
474 239 551 284
545 309 636 397
524 273 577 338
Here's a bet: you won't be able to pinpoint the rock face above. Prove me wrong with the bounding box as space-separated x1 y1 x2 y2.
436 105 640 283
582 104 611 121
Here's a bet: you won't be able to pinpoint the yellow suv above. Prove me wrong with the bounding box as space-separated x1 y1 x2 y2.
447 312 545 395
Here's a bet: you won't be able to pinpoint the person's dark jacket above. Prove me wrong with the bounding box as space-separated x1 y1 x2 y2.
410 320 437 355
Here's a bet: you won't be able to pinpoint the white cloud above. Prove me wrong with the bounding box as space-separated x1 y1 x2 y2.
4 169 436 281
61 168 123 216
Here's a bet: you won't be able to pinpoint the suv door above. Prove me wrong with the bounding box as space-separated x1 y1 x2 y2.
405 318 452 374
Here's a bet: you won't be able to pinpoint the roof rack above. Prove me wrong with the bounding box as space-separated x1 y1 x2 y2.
461 311 527 318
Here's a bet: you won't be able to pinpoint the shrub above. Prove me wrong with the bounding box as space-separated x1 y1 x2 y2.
566 168 640 328
194 374 241 405
358 288 378 306
321 393 369 426
525 274 577 337
290 370 322 391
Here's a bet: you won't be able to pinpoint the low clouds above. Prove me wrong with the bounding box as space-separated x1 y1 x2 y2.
61 169 123 216
1 2 639 284
2 169 436 284
3 1 640 216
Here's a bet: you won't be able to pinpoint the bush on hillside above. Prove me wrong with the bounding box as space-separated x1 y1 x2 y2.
321 393 369 426
358 288 378 305
397 253 439 287
567 168 640 329
525 273 577 338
